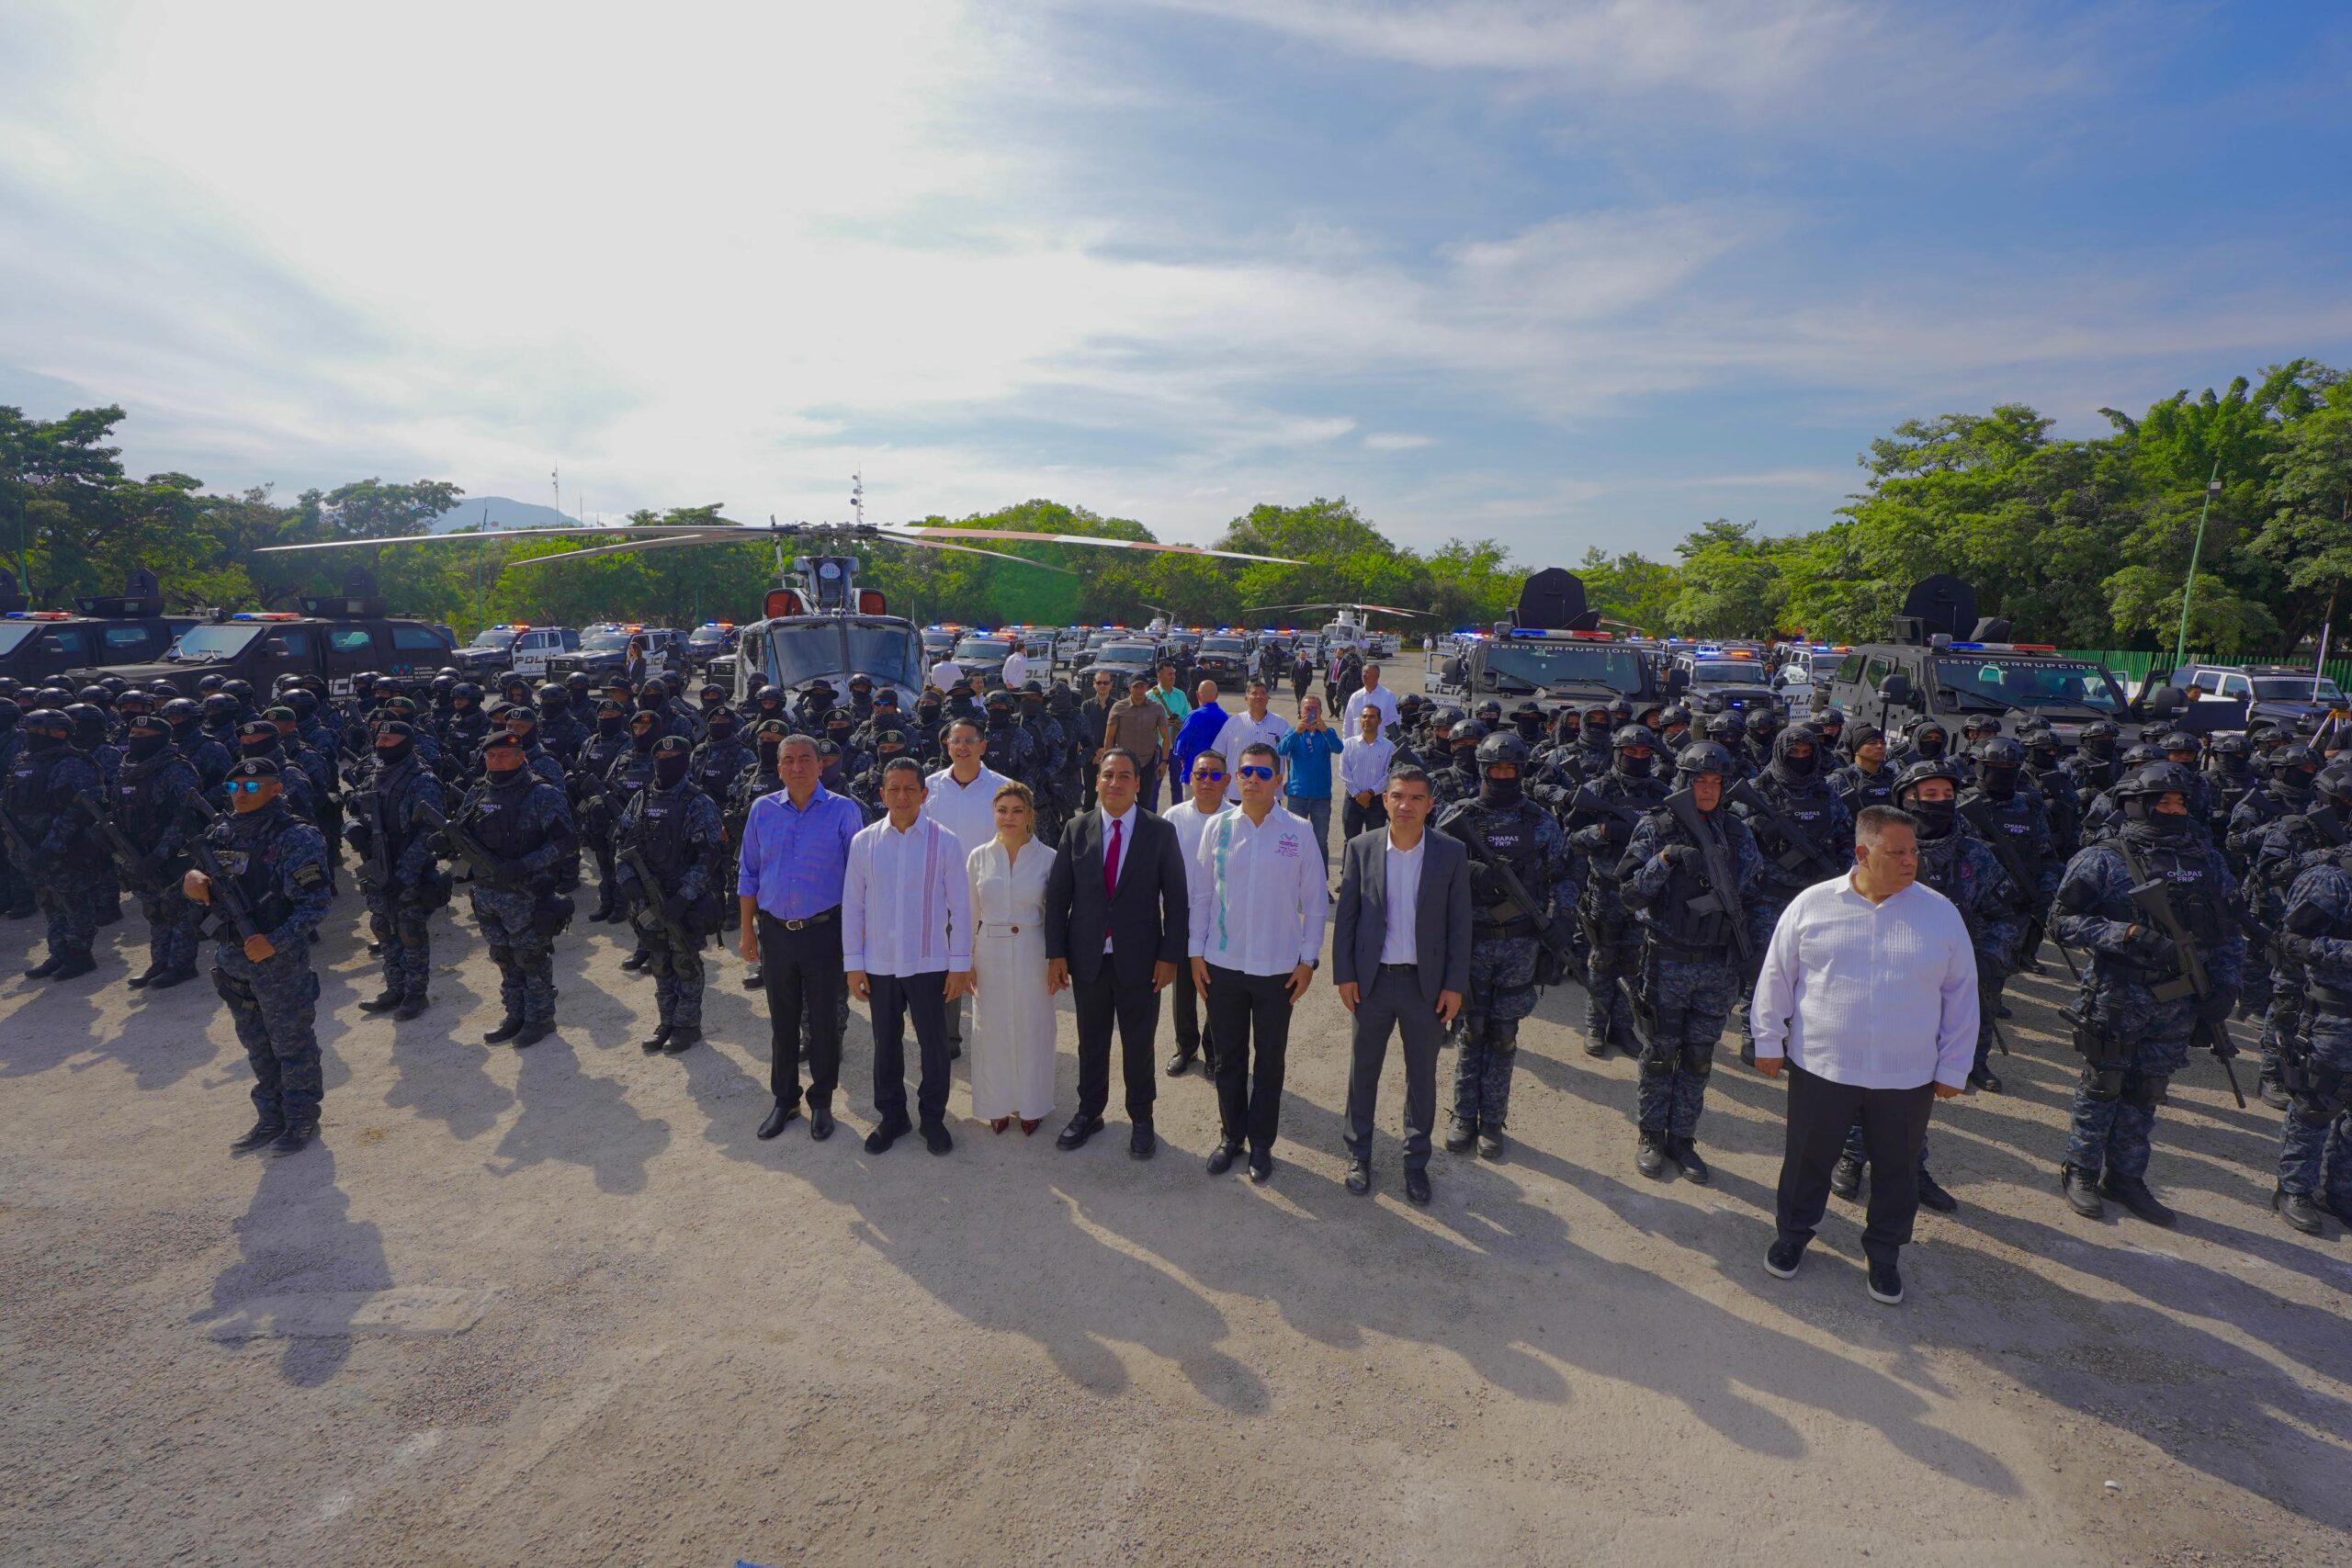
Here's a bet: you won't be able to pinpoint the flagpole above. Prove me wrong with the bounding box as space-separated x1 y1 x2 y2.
2173 461 2222 670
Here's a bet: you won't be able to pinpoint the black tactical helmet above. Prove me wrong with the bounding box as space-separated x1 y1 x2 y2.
1974 736 2026 772
452 681 483 705
1449 719 1487 750
76 683 111 707
2120 742 2164 771
202 694 239 722
537 682 568 709
1607 699 1634 728
63 702 107 745
2117 760 2201 818
2316 766 2352 810
1658 703 1691 731
2211 732 2250 759
1611 723 1659 751
2159 729 2199 757
161 696 203 725
19 705 70 737
98 674 130 696
284 689 319 719
1893 758 1966 802
221 678 254 702
116 688 155 716
1746 706 1781 739
1475 731 1527 769
429 673 457 700
1674 740 1736 784
1474 699 1503 725
1706 712 1743 742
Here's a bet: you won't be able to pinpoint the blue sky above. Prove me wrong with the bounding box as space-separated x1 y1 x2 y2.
3 1 2347 561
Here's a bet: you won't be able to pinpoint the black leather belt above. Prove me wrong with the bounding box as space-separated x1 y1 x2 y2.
775 907 838 931
1378 962 1418 974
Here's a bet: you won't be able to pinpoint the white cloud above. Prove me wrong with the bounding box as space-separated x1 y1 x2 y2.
1364 433 1433 451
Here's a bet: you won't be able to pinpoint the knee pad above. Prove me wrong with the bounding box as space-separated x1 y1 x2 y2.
1680 1038 1716 1079
487 944 514 970
209 965 243 1006
2290 1092 2340 1129
1488 1018 1520 1056
2122 1072 2168 1111
368 908 392 942
1638 1042 1678 1079
2081 1063 2126 1102
1458 1013 1487 1051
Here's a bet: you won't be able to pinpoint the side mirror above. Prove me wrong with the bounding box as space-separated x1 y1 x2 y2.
1876 672 1914 707
263 637 294 658
1665 668 1690 696
2149 684 2183 716
1770 672 1787 688
1442 658 1465 682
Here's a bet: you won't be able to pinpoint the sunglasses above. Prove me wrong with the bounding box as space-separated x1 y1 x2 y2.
1194 770 1227 784
1237 764 1274 781
227 779 272 795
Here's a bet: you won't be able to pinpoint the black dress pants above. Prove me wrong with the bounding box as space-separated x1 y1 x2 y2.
1072 967 1161 1124
1776 1064 1936 1266
869 970 950 1128
760 910 843 1111
1206 964 1295 1156
1172 957 1215 1066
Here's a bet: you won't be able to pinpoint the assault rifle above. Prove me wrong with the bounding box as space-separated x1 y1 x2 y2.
75 795 149 877
616 838 696 951
1443 813 1577 985
2115 839 2248 1109
1664 787 1753 965
1728 777 1839 878
0 801 41 873
177 803 265 942
414 801 518 889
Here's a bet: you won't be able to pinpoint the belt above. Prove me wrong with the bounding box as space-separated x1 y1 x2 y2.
1378 962 1418 974
2308 979 2352 1017
773 907 839 931
976 920 1026 936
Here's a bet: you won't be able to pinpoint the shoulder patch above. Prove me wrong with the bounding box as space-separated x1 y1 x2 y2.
292 862 327 891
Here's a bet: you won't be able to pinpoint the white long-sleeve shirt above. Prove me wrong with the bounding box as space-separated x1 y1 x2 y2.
1187 804 1327 976
1340 684 1399 734
1210 709 1294 803
923 765 1012 862
842 815 972 977
1339 734 1396 797
1748 874 1979 1090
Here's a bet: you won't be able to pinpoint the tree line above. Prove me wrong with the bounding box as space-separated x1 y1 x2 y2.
5 359 2347 653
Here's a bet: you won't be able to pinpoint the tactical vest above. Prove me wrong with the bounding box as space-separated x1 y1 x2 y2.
1450 798 1550 934
623 782 708 884
467 777 555 860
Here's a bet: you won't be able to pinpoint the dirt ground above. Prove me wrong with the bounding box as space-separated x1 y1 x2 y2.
4 670 2349 1567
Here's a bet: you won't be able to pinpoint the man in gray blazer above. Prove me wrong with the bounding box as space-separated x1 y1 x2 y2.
1333 764 1473 1204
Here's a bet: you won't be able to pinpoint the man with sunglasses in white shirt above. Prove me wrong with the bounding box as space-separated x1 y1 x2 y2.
1161 750 1229 1077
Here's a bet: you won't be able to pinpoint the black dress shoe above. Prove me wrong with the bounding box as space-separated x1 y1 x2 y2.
1128 1123 1157 1160
1206 1140 1241 1176
757 1101 801 1140
639 1025 673 1054
230 1118 285 1155
146 965 198 990
1247 1154 1272 1185
23 953 62 979
865 1115 912 1155
270 1120 317 1156
47 951 96 980
357 988 403 1012
741 968 763 987
1404 1169 1431 1205
810 1106 834 1141
1056 1114 1103 1151
392 995 429 1021
1968 1066 2003 1094
921 1122 953 1156
514 1020 551 1047
1915 1168 1959 1213
485 1016 526 1044
662 1027 699 1055
1866 1257 1905 1305
1165 1048 1198 1076
1344 1158 1372 1195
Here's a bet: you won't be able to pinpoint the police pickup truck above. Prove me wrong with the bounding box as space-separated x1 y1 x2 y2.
1661 645 1781 716
0 575 204 686
76 591 456 698
453 623 579 681
1431 626 1657 707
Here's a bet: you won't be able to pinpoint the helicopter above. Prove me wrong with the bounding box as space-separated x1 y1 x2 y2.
1240 600 1438 659
257 502 1299 707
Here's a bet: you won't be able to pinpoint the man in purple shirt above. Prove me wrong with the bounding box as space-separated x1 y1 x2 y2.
739 734 865 1142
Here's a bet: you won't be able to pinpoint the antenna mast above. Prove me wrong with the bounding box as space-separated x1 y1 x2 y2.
851 470 865 529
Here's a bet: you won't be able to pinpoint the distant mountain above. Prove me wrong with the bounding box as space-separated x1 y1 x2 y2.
428 497 587 535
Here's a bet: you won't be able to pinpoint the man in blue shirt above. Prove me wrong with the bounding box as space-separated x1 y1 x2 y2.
1278 694 1345 873
739 733 865 1142
1172 681 1228 805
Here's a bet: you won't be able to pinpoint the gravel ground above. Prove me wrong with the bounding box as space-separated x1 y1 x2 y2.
4 668 2348 1568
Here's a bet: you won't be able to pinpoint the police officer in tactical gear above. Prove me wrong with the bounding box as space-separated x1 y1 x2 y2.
349 719 448 1020
111 708 209 989
185 757 334 1155
1618 740 1763 1182
615 733 726 1054
1434 730 1570 1159
1566 724 1671 1057
6 707 107 979
447 731 577 1045
2052 761 2245 1225
1735 724 1854 1063
1962 735 2061 1076
576 696 634 920
2273 840 2352 1234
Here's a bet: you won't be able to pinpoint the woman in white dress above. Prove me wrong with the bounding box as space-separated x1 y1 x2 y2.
966 782 1058 1134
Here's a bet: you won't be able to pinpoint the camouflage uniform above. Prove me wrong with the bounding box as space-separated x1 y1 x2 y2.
2277 857 2352 1223
1435 781 1571 1142
451 768 577 1032
352 749 448 1008
5 727 106 969
204 798 334 1132
111 736 209 982
1565 746 1670 1054
615 770 726 1035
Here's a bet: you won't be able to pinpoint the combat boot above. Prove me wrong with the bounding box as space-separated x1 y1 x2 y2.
1476 1130 1506 1160
483 1016 525 1044
392 993 430 1021
1635 1129 1668 1178
620 950 651 973
662 1027 700 1055
46 948 96 980
2259 1077 2290 1111
1581 1029 1608 1058
2100 1171 2176 1227
2272 1188 2325 1235
229 1116 284 1155
147 964 198 989
129 964 164 988
639 1024 673 1054
358 987 403 1012
1666 1136 1710 1185
22 953 62 979
513 1020 551 1047
1830 1153 1863 1200
1442 1118 1477 1155
2061 1164 2104 1218
270 1118 317 1156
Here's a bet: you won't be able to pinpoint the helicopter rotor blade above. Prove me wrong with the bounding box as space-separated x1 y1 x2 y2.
256 524 718 555
881 525 1298 566
497 532 741 569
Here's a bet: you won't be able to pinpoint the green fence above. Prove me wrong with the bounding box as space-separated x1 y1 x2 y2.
2060 649 2349 692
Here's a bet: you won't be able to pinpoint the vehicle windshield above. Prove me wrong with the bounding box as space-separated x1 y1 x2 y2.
1933 656 2124 713
1485 643 1646 694
690 626 727 647
581 629 633 651
2251 676 2345 703
0 623 37 657
922 631 955 651
1202 637 1245 655
166 624 266 661
754 620 920 693
1099 642 1156 664
955 638 1011 660
467 629 514 648
1688 660 1767 685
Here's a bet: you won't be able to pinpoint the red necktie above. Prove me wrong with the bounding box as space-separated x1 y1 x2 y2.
1102 816 1123 898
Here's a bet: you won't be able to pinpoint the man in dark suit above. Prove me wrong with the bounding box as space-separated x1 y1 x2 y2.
1045 747 1190 1157
1333 764 1473 1204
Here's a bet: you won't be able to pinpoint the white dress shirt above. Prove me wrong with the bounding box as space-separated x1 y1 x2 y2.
924 765 1012 861
842 816 972 977
1340 734 1396 797
928 659 963 693
1188 804 1328 975
1748 874 1980 1090
1380 834 1423 965
1098 803 1137 952
1163 798 1221 867
1341 684 1399 734
1211 709 1295 803
1000 649 1030 690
